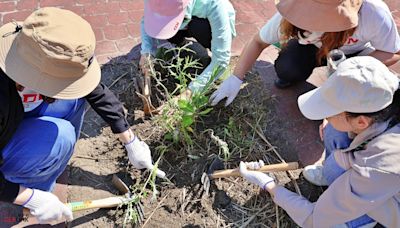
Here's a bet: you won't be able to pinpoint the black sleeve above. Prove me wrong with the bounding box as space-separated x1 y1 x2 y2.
85 83 130 133
0 172 19 202
0 70 23 202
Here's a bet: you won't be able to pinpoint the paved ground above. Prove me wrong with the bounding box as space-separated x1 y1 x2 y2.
0 0 399 226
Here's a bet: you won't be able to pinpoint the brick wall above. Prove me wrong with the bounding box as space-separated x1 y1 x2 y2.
0 0 144 64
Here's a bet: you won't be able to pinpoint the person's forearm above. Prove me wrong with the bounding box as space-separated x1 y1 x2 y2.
233 34 270 80
13 186 33 205
369 50 400 66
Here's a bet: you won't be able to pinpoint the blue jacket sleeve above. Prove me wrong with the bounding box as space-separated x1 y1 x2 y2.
189 2 233 92
140 17 156 55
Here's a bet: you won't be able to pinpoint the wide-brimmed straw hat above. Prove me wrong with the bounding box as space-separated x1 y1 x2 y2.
298 56 399 120
144 0 190 39
275 0 363 32
0 7 100 99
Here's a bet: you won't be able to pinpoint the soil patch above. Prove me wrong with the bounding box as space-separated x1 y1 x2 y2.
68 52 323 227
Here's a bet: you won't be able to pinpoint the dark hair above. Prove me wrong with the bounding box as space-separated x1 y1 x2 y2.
346 89 400 124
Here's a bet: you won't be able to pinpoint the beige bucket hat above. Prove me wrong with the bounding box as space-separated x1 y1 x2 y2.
275 0 363 32
0 7 100 99
298 56 399 120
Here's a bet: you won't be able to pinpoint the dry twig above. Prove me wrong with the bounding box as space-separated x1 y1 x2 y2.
142 192 170 228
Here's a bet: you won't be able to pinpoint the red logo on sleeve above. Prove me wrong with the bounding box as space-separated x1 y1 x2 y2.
23 94 43 103
346 37 359 45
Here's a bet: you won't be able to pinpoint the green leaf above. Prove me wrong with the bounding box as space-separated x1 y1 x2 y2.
178 100 195 114
178 99 189 109
164 132 173 141
182 115 194 127
199 108 213 115
186 126 194 133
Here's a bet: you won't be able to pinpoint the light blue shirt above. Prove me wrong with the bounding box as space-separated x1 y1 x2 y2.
140 0 236 92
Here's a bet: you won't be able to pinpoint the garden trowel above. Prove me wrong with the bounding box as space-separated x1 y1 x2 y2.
201 156 299 194
18 175 142 226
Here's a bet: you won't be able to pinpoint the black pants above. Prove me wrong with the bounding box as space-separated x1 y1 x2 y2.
274 39 360 83
168 16 212 49
274 39 322 83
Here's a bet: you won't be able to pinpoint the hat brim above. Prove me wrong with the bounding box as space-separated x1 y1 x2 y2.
144 1 186 40
297 87 342 120
0 22 100 99
276 0 362 32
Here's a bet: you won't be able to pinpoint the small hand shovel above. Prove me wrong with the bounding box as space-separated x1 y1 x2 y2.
201 157 299 195
19 175 143 226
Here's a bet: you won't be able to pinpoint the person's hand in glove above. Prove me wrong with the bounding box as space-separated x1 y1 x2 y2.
239 161 277 194
210 75 243 106
124 133 166 179
23 188 73 224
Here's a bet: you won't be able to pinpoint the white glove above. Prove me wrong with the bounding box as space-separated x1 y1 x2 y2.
210 75 243 106
239 161 275 190
24 189 73 224
244 160 265 170
125 137 166 178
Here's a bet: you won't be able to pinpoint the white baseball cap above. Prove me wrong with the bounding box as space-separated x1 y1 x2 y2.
298 56 399 120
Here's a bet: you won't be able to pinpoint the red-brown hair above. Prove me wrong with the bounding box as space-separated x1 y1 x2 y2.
279 19 356 64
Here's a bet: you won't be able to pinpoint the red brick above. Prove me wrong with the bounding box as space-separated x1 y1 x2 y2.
231 39 245 56
95 40 117 55
120 1 144 11
0 2 16 12
3 11 32 24
93 28 104 41
83 14 108 28
386 0 400 10
40 0 73 7
246 0 268 9
16 0 38 10
116 37 138 53
84 2 120 15
126 23 141 38
237 1 267 12
239 34 256 45
236 23 259 36
236 11 264 24
392 10 400 19
96 53 121 64
63 5 85 15
107 12 129 25
75 0 95 5
127 10 143 23
255 22 266 30
103 25 129 40
261 2 277 19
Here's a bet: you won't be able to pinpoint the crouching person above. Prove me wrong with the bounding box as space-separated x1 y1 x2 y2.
139 0 236 94
239 56 400 227
0 8 165 223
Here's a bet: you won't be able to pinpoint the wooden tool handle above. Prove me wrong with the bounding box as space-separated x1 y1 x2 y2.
21 196 126 225
211 162 299 179
67 196 126 211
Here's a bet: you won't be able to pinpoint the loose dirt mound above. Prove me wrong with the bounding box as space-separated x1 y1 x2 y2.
68 54 323 227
